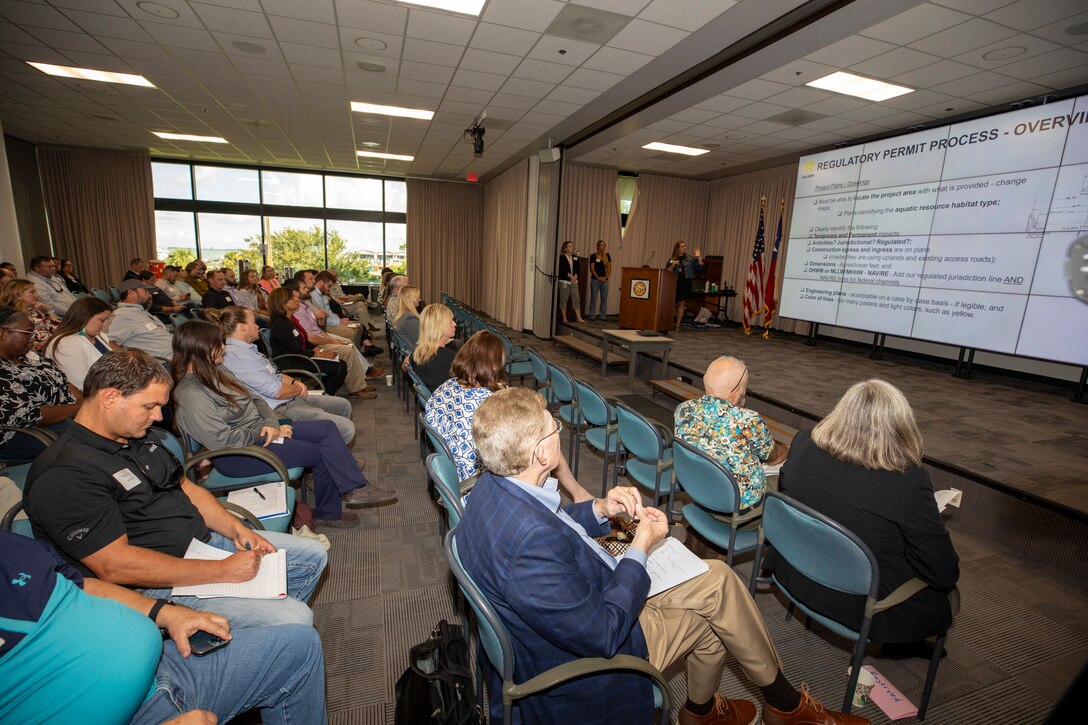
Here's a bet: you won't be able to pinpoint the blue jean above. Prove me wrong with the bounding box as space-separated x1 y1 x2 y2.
139 531 327 629
130 624 327 725
214 419 367 520
589 278 608 317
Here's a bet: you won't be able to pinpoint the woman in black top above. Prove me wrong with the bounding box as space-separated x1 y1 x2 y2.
770 379 959 655
588 240 611 321
556 241 585 324
266 288 348 396
58 259 89 295
410 303 459 391
666 240 704 330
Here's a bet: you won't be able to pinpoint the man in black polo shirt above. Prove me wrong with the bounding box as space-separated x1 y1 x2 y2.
200 269 234 310
24 349 328 630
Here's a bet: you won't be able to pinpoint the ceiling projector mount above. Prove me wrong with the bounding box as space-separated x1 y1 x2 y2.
464 111 485 156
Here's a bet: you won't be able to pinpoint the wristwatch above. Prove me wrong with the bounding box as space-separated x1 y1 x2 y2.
148 597 175 624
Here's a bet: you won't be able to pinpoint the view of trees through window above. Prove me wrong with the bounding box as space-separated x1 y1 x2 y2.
151 162 407 284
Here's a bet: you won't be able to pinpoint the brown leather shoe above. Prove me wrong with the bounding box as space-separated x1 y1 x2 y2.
314 511 360 529
762 685 869 725
349 388 377 399
679 694 757 725
343 484 397 505
365 366 385 378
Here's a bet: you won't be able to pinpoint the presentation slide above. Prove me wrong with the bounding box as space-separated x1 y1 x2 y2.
779 94 1088 366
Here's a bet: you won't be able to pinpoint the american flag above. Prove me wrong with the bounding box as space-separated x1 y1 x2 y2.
742 197 767 333
762 200 784 328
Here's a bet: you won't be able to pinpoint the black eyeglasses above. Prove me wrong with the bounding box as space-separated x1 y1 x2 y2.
536 417 562 447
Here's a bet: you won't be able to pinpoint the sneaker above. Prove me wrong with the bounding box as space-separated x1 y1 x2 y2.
365 366 385 379
350 388 377 399
314 511 360 529
354 457 366 470
343 484 398 505
679 694 757 725
762 685 869 725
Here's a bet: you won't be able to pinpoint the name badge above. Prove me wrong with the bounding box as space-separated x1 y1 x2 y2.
112 468 142 491
293 330 300 337
145 322 158 331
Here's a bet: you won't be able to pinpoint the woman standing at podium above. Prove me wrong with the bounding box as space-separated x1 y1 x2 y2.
557 240 585 324
666 240 703 330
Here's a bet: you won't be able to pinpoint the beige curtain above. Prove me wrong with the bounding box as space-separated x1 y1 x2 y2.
481 159 529 328
37 147 156 291
406 178 483 309
558 164 621 255
615 173 710 314
706 163 800 332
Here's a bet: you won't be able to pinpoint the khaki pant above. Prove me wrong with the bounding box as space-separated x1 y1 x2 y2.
317 342 370 393
639 560 782 704
327 324 364 347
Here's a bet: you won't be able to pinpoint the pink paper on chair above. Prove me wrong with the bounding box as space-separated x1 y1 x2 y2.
864 665 918 720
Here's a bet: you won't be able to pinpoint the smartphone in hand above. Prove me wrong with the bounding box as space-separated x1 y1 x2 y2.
189 630 230 657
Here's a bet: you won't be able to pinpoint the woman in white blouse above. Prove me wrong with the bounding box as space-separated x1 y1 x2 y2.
44 296 118 391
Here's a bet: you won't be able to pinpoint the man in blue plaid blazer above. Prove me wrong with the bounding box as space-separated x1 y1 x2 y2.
457 388 867 725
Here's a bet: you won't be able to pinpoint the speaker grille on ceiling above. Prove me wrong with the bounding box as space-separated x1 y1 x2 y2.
545 4 632 45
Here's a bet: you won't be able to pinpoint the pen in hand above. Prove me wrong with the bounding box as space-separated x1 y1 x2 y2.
253 487 266 500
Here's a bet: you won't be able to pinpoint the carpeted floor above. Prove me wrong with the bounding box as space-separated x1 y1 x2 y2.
308 316 1087 724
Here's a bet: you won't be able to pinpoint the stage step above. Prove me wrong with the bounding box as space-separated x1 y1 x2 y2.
650 378 798 446
553 334 627 366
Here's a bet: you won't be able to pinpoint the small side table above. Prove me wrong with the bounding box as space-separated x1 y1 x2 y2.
601 329 673 382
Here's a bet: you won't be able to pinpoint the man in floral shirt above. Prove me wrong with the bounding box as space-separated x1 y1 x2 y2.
674 356 787 509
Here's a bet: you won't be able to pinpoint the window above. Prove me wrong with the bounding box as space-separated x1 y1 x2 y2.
151 163 192 200
616 174 637 235
326 175 382 210
151 163 407 280
196 213 262 271
194 166 259 203
261 170 323 207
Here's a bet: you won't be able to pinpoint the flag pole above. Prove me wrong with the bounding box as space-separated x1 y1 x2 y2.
742 195 767 335
761 198 785 340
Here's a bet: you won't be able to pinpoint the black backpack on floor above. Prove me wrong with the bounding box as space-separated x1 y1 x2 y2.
395 619 486 725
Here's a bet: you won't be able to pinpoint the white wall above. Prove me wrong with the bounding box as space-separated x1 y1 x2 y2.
0 120 25 270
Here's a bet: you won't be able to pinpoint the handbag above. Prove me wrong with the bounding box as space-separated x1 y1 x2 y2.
395 619 486 725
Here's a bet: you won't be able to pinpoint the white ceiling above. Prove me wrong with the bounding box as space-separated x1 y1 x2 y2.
0 0 1086 181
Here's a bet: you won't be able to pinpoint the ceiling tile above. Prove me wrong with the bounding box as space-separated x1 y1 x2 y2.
1032 65 1088 90
929 69 1012 96
117 0 204 29
190 4 274 38
482 0 564 33
513 58 573 84
403 37 465 66
953 34 1058 69
532 98 582 116
670 107 718 124
893 59 979 87
94 36 173 61
583 45 652 74
607 18 685 55
460 48 520 75
451 68 507 91
468 21 540 55
804 35 897 68
499 75 555 98
261 0 336 23
290 64 345 85
280 42 341 69
267 16 338 48
860 3 974 45
59 9 150 43
399 60 455 84
732 101 792 120
335 0 407 36
965 79 1051 104
996 47 1088 81
490 92 538 111
337 28 402 60
140 22 218 51
725 78 792 101
230 55 292 78
443 85 493 104
692 94 749 113
760 59 838 86
528 34 599 67
986 0 1085 31
2 1 83 31
564 66 624 91
407 8 477 45
908 18 1015 56
854 47 941 78
1027 10 1088 46
638 0 737 33
546 84 600 104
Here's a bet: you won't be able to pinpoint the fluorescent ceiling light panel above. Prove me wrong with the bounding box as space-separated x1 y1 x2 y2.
805 71 913 102
350 101 434 120
642 142 710 156
397 1 486 16
153 131 228 143
358 151 415 161
27 62 155 88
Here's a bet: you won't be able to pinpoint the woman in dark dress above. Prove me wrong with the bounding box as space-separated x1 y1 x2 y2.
770 379 959 657
58 259 89 295
266 287 348 397
666 240 704 330
410 303 459 391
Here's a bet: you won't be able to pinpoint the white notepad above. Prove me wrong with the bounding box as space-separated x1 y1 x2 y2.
934 488 963 513
645 537 709 597
171 538 287 599
226 482 289 519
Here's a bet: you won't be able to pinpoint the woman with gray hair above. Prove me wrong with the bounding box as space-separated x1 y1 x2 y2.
769 379 959 659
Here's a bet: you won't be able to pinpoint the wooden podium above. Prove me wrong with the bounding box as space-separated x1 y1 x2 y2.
619 267 676 331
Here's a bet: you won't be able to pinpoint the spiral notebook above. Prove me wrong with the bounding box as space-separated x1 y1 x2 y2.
171 538 287 599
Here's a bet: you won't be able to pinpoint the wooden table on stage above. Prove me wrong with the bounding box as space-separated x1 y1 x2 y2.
601 329 673 382
689 288 737 322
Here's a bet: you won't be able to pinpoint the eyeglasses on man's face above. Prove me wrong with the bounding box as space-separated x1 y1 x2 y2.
536 416 562 447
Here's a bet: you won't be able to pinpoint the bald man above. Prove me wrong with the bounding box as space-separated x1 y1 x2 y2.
674 356 788 510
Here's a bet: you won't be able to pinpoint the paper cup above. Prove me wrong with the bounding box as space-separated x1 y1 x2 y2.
847 667 876 708
385 374 393 387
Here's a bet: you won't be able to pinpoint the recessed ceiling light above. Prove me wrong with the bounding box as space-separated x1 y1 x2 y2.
805 71 912 102
358 150 414 161
359 141 382 148
642 141 710 156
356 60 387 73
350 101 434 120
355 37 388 51
358 116 385 126
1065 19 1088 35
981 46 1026 61
153 131 228 143
397 1 485 16
28 62 155 88
228 101 252 109
231 40 267 54
136 1 179 19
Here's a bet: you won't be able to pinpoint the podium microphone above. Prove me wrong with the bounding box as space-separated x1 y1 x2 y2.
642 249 656 268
